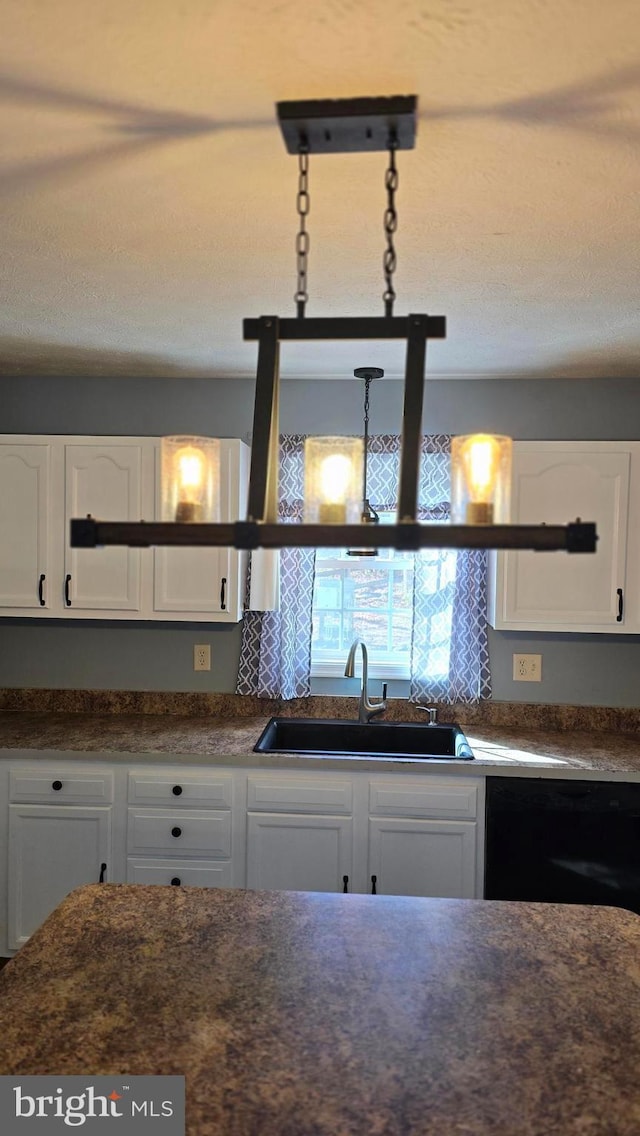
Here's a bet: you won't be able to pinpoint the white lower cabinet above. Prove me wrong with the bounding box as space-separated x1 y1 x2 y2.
0 759 484 955
245 771 482 899
6 763 115 950
367 818 477 897
125 769 236 894
8 805 112 950
246 814 353 892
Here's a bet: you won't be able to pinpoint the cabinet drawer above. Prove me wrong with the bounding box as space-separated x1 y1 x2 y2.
9 768 113 805
368 778 478 819
128 772 232 809
127 858 232 888
247 775 353 814
127 809 231 857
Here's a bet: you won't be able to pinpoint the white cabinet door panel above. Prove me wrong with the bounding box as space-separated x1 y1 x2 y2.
491 445 631 631
0 443 51 609
64 444 143 611
246 813 353 893
153 546 230 614
8 805 111 949
152 440 247 620
368 818 477 898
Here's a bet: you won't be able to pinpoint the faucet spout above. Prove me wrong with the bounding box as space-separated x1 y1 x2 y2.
344 638 387 723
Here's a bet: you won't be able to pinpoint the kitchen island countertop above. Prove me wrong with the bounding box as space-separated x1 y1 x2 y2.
1 883 639 1135
0 709 639 777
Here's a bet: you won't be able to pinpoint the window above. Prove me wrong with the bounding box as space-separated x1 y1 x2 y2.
311 514 457 681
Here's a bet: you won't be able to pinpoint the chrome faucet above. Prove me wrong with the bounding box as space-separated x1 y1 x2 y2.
344 638 387 723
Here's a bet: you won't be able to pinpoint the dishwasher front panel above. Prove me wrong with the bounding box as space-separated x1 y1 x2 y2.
485 777 640 914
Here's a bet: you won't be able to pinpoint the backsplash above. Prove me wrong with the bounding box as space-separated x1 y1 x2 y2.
0 689 638 734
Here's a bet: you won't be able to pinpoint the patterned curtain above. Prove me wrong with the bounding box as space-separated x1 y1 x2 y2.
366 434 491 703
236 433 491 703
236 436 315 699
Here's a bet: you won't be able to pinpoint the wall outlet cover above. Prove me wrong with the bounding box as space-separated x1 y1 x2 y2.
194 644 211 672
513 653 542 682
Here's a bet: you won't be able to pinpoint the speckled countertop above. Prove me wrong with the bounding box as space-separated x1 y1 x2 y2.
0 707 639 778
1 884 640 1135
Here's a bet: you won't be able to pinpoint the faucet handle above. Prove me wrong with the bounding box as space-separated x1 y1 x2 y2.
418 705 438 725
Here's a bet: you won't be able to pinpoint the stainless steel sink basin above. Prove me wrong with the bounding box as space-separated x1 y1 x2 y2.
254 717 474 761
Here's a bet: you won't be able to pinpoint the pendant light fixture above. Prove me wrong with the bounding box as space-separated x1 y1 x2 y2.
71 95 596 558
347 366 382 557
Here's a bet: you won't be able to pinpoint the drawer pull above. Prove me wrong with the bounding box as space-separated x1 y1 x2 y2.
64 574 72 606
171 826 182 838
220 577 227 610
38 573 46 606
617 587 624 622
170 877 181 886
52 780 63 791
371 875 378 895
342 875 349 893
99 863 107 883
172 785 183 796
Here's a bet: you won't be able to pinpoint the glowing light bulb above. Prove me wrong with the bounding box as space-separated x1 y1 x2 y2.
451 434 512 524
177 448 204 497
303 437 363 524
161 436 220 523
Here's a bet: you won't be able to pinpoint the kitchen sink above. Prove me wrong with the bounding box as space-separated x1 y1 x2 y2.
254 717 474 761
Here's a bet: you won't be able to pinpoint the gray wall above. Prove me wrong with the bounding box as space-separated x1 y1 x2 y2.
2 375 640 705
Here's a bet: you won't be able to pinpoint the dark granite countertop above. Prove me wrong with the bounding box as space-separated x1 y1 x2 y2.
0 708 639 778
1 884 640 1135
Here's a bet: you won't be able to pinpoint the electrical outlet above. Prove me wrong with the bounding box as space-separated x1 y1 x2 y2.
194 644 211 672
513 653 542 682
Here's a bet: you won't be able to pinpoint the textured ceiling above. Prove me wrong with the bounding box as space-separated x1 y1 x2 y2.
1 0 639 379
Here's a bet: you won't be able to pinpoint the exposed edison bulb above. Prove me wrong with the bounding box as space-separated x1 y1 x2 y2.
303 437 363 524
176 447 205 498
451 434 512 524
319 453 352 522
161 436 220 523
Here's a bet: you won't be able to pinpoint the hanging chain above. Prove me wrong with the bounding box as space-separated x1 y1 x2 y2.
382 139 398 318
294 144 310 318
362 375 371 500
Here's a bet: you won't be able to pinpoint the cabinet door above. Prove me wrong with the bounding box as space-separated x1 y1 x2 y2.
491 446 630 630
368 818 477 898
64 443 145 612
0 442 52 610
246 813 353 893
152 440 248 621
8 805 112 949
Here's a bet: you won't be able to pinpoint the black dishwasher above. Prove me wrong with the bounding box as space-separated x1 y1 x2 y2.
485 777 640 914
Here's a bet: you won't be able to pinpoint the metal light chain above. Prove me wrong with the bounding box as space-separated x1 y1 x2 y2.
383 140 399 318
362 374 371 504
294 145 310 318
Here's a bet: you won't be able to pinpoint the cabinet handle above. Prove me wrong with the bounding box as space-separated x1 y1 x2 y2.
371 875 377 895
172 785 183 796
170 877 181 886
220 577 227 610
171 826 182 838
38 573 46 606
617 587 624 622
52 780 63 791
64 574 72 606
342 875 349 893
99 863 107 883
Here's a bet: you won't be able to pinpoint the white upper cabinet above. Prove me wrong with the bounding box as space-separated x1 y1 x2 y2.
152 439 249 622
489 442 639 633
0 434 249 622
0 442 52 611
64 442 150 613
